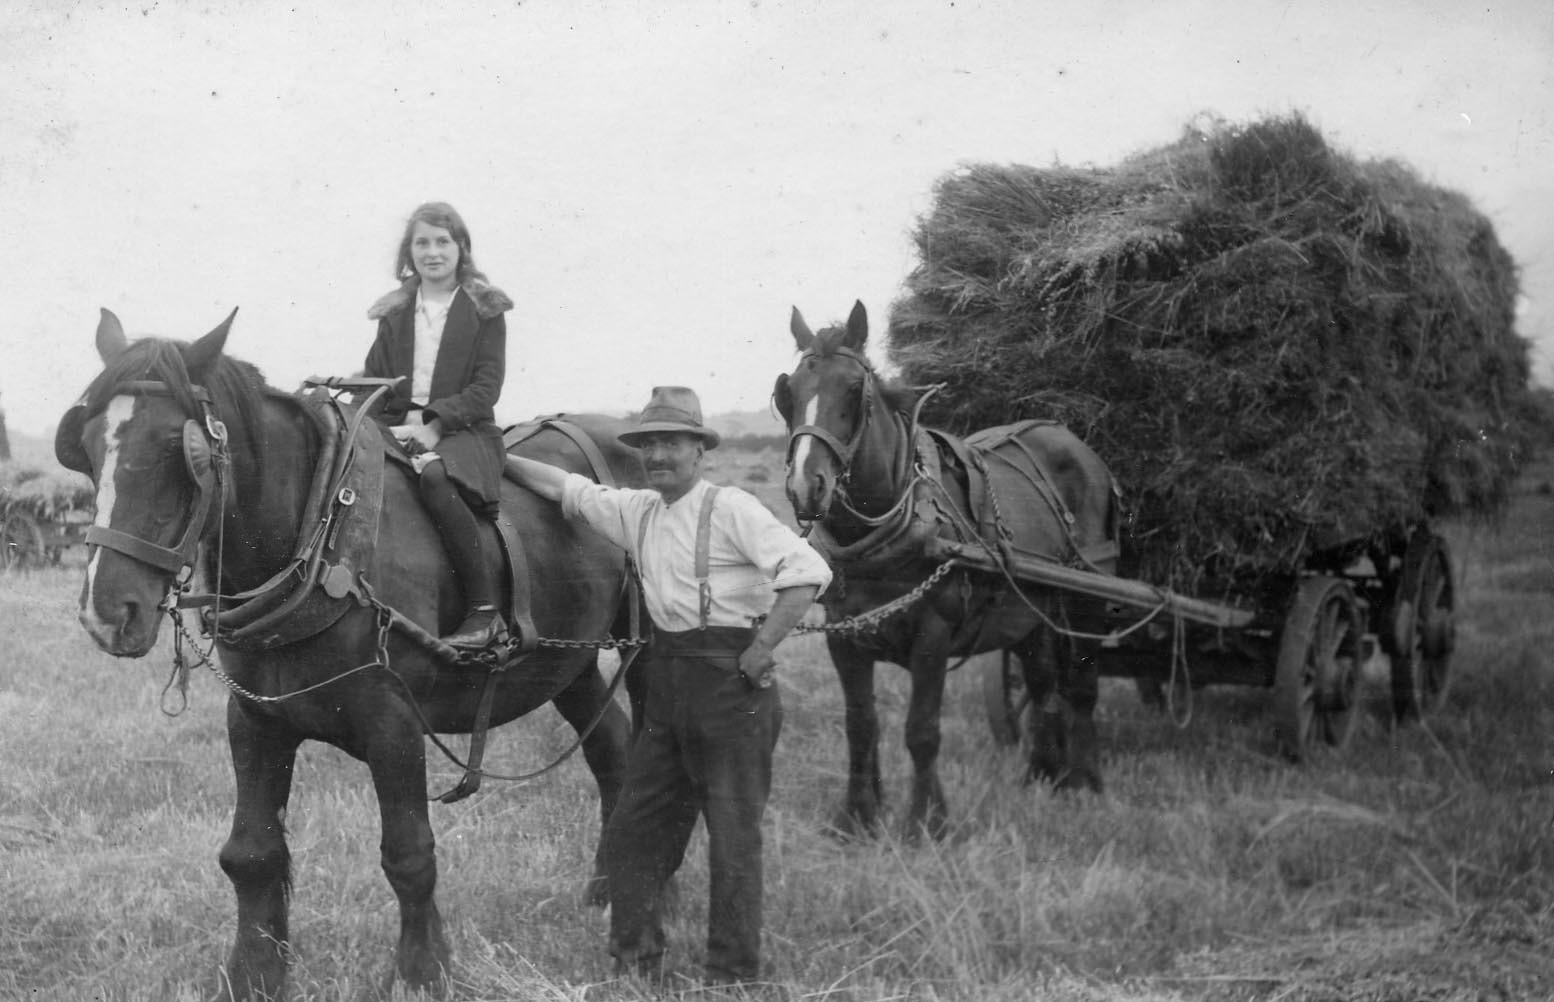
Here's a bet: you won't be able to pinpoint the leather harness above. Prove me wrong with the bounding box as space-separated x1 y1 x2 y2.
66 377 642 804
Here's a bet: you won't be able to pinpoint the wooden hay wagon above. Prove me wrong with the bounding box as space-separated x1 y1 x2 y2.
0 467 94 570
884 114 1527 765
961 517 1455 762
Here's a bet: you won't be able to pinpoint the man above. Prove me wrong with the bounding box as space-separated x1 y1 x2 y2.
507 385 832 986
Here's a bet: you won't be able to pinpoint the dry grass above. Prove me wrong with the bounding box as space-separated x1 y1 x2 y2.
886 114 1535 588
2 448 1552 1000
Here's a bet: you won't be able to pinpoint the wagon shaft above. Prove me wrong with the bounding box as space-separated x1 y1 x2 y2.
929 538 1256 630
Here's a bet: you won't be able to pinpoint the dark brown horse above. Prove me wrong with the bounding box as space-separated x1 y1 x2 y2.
57 309 642 999
775 302 1120 839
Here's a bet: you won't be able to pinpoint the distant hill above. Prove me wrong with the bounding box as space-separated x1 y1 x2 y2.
705 407 787 447
2 428 60 470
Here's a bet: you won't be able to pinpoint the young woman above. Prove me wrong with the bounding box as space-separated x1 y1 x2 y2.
364 201 513 648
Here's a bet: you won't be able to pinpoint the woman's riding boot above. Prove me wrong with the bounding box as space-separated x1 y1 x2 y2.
441 531 507 649
421 466 508 649
444 595 505 650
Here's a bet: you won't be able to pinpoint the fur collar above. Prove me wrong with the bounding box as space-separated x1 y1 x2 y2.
366 276 514 321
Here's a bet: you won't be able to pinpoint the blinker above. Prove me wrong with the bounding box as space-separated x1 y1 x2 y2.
182 420 213 483
772 373 793 423
56 402 92 475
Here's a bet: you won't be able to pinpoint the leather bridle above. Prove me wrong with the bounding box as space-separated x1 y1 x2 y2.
783 345 878 494
61 380 230 578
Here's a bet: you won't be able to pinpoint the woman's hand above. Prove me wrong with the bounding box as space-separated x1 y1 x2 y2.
390 413 442 452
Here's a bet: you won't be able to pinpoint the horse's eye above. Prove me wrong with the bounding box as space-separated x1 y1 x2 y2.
120 435 183 474
844 382 866 417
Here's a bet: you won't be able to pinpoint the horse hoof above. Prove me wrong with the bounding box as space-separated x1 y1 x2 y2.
394 949 452 998
1025 758 1062 786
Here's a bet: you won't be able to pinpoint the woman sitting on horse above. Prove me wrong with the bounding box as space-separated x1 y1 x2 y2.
363 201 513 649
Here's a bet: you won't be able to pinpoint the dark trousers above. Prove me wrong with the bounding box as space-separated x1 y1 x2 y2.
419 460 498 611
606 627 782 982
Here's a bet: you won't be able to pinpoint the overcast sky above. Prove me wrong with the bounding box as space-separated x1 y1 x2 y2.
2 0 1550 438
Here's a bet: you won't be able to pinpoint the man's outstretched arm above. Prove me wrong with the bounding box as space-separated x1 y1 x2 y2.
506 454 568 502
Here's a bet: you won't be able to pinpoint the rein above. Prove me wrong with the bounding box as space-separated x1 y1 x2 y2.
89 374 646 799
783 345 875 482
784 345 943 533
84 381 232 577
782 352 1153 650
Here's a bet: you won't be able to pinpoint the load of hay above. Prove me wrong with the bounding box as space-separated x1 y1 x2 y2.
0 464 94 521
888 114 1533 588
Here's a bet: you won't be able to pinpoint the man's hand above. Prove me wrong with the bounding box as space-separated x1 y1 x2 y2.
737 640 777 690
737 584 821 690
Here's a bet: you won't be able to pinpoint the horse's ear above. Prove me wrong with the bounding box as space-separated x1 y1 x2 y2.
186 307 238 380
773 372 794 424
842 300 868 351
96 308 128 363
789 307 814 351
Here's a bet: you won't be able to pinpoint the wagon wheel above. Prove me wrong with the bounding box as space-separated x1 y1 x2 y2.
1273 576 1363 761
0 511 47 570
1390 531 1455 725
982 650 1031 746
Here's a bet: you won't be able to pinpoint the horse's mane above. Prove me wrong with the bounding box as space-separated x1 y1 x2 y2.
85 337 271 458
811 324 918 416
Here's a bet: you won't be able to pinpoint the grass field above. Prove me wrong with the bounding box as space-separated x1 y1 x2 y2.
2 448 1552 1001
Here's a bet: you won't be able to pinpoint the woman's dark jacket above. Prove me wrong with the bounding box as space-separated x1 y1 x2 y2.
363 276 513 514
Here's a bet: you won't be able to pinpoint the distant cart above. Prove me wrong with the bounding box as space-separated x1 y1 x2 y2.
966 522 1455 761
0 468 94 570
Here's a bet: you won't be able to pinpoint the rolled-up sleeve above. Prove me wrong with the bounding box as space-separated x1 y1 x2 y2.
560 472 651 554
725 491 833 595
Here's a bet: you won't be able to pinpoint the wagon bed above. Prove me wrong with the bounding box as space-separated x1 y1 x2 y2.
950 521 1455 762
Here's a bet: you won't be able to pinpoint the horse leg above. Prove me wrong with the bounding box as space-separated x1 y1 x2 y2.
827 636 883 838
550 657 633 907
902 625 952 840
1056 635 1104 794
364 709 451 991
1016 627 1065 785
217 701 301 1001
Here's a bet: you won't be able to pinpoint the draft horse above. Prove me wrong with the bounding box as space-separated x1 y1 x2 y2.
775 302 1120 839
57 309 642 999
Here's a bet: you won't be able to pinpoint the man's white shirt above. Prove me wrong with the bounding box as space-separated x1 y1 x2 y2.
561 475 832 632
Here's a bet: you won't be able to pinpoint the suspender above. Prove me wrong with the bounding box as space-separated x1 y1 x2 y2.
636 484 723 631
694 485 722 631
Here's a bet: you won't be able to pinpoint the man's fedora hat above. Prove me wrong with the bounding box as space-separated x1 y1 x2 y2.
619 385 721 449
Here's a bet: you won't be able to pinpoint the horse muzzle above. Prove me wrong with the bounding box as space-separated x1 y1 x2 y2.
785 466 838 523
78 553 170 658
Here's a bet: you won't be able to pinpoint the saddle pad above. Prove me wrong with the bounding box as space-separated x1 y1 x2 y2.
962 419 1116 567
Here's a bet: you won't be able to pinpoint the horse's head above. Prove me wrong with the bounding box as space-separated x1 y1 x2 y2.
58 308 237 657
773 300 880 523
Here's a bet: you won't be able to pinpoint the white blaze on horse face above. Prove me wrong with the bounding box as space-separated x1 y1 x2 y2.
788 395 820 496
82 395 137 611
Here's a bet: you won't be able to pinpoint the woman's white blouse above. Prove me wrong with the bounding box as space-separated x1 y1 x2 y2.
410 290 455 405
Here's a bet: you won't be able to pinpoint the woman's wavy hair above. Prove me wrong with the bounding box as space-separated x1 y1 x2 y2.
394 201 489 285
